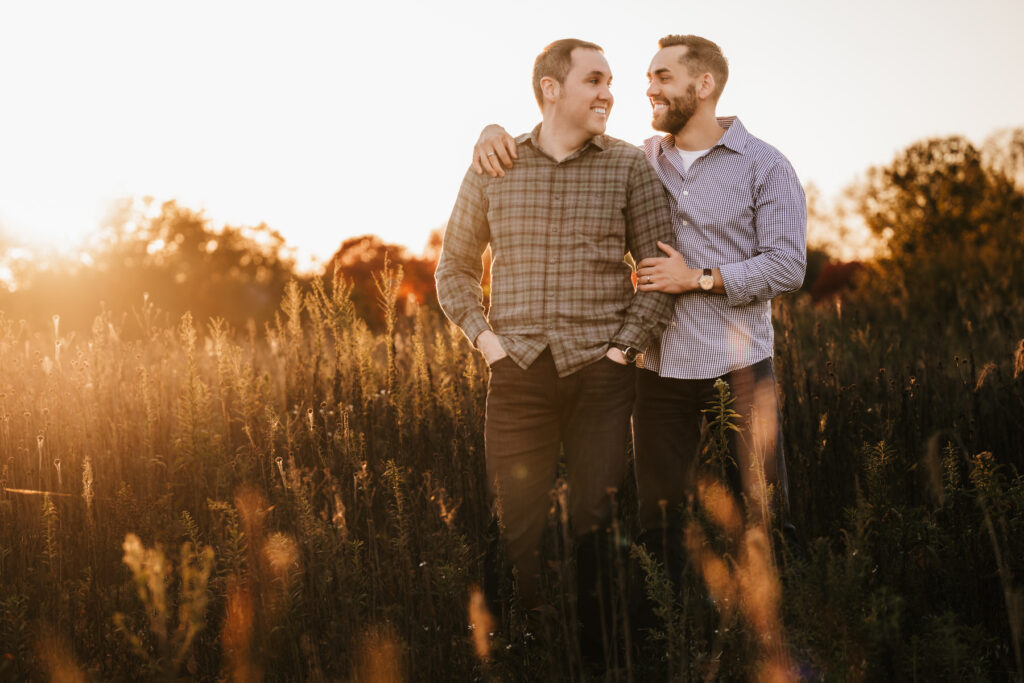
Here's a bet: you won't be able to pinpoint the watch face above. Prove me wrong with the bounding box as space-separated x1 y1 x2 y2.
699 275 714 291
624 347 638 363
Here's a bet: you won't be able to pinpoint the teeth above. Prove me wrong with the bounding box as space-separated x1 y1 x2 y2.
593 108 606 115
653 103 666 112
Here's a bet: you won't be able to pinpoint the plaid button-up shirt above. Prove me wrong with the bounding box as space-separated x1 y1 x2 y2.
436 125 675 377
641 117 807 379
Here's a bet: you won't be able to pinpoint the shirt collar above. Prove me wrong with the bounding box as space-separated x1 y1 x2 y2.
656 115 748 158
517 123 608 155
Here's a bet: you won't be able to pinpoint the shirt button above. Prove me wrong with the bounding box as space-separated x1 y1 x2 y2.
546 292 555 298
549 257 557 263
683 190 689 196
553 195 561 202
682 220 689 226
671 322 677 327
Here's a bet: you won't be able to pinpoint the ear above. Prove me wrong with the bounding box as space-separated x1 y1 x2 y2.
698 72 717 100
540 76 560 104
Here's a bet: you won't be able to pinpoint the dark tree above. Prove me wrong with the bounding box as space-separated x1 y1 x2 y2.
323 234 439 329
854 135 1024 306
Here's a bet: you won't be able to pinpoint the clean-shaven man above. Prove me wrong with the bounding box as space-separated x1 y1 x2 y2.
473 35 806 559
435 38 674 634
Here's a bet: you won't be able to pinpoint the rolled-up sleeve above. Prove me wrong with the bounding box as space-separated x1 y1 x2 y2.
719 158 807 307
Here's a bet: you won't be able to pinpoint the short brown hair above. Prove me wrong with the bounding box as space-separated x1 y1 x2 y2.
532 38 604 107
657 35 728 99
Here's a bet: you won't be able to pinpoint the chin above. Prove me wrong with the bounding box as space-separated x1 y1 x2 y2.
652 118 677 135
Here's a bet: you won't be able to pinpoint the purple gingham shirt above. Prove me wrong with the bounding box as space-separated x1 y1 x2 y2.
641 117 807 379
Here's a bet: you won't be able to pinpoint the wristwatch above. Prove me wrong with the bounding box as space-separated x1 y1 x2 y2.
698 268 714 292
612 343 639 364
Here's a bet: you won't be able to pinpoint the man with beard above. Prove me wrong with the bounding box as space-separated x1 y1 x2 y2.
472 35 806 570
437 38 674 665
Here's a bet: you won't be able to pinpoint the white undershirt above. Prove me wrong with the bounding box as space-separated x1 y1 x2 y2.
675 145 712 173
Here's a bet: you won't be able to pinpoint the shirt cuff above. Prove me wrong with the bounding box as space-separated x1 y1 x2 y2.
461 313 492 348
612 321 654 352
719 261 751 307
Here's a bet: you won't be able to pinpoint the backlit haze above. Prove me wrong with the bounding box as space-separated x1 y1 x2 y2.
1 0 1022 271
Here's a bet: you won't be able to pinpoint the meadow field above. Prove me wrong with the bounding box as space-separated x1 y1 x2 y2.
0 259 1022 681
2 132 1024 681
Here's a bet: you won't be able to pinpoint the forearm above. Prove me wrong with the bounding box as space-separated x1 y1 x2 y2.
619 155 676 347
435 264 491 344
435 167 493 342
719 250 806 306
720 158 806 306
612 292 674 350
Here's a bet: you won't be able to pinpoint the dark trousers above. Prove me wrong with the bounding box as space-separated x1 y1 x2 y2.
633 357 790 534
485 348 635 604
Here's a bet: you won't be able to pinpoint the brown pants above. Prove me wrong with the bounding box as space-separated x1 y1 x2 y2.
485 348 635 603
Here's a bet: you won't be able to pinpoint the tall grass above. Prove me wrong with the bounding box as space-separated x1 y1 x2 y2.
0 270 1021 681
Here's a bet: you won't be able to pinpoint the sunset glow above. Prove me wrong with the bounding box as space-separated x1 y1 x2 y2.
1 0 1022 264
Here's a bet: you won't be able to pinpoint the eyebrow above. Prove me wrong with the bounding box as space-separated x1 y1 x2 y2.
646 67 672 79
585 70 610 79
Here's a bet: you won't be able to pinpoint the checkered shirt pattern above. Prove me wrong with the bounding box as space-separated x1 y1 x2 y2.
436 125 675 377
641 117 807 380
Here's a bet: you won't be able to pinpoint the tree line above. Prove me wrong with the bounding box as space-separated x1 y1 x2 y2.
1 127 1021 331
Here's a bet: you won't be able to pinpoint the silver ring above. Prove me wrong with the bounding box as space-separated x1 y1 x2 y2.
646 275 652 284
486 152 496 157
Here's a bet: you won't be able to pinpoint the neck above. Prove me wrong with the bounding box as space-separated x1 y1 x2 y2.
673 108 726 151
538 116 591 162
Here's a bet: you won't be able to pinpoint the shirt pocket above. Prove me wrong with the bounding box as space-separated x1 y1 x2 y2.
572 192 624 237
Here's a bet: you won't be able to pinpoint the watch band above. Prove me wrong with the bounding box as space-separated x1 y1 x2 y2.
612 343 639 364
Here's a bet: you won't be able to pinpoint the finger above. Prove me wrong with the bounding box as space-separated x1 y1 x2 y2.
506 135 519 159
494 141 515 169
472 150 484 175
637 257 667 270
480 149 503 178
657 241 680 257
485 145 508 178
490 153 506 178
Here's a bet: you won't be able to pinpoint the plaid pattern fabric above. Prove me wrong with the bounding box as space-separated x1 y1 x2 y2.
436 125 675 377
640 117 807 379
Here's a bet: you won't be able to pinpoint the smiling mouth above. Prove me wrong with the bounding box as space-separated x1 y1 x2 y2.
592 107 607 116
652 102 668 114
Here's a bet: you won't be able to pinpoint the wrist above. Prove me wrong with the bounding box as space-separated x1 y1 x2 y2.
685 268 702 293
610 343 639 364
697 268 715 293
475 329 496 348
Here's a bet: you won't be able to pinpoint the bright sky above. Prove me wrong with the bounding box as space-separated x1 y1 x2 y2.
1 0 1022 269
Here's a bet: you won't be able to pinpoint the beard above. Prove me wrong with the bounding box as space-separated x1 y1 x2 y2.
652 83 698 135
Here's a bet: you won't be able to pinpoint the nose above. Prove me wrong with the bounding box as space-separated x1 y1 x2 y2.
646 81 658 98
